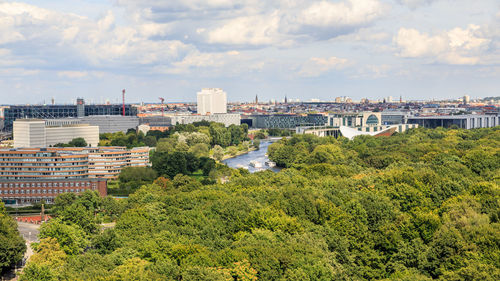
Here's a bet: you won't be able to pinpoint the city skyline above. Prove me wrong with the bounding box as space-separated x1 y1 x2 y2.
0 0 499 103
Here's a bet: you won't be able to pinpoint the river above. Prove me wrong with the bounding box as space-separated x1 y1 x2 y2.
222 140 281 173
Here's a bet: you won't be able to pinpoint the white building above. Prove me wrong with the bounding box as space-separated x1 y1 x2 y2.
170 113 240 127
13 119 99 148
197 88 227 115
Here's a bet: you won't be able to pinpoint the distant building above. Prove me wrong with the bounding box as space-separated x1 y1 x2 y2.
2 99 137 131
328 112 382 128
43 116 139 134
170 113 240 127
14 119 99 148
407 114 499 129
245 114 328 129
463 95 470 105
197 88 227 115
381 111 410 125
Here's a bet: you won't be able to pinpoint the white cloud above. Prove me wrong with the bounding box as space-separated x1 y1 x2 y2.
207 11 282 45
118 0 387 47
394 25 492 65
299 56 349 77
58 71 88 78
397 0 436 9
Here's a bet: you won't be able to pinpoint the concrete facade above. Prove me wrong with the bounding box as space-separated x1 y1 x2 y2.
406 114 499 129
197 88 227 115
14 120 99 147
170 113 240 127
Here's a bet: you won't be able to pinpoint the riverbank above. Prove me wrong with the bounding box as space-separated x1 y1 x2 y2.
222 141 281 173
221 146 257 161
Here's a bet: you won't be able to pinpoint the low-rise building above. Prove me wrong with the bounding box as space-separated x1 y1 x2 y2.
406 114 499 129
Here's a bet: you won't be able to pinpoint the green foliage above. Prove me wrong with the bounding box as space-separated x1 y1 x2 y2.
0 202 26 274
53 137 87 147
23 127 500 280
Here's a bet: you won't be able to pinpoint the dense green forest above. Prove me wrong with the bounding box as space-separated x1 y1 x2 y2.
19 127 500 280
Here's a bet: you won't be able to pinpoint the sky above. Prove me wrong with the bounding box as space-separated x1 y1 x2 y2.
0 0 499 104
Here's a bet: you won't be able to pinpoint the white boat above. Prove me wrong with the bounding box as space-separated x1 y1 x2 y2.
265 161 276 167
249 160 262 168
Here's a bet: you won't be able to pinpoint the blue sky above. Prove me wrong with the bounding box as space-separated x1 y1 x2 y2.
0 0 499 104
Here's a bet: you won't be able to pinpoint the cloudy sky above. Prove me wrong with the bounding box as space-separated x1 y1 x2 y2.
0 0 499 104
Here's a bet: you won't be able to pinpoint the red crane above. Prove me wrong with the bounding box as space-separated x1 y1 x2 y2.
159 97 165 117
122 89 126 116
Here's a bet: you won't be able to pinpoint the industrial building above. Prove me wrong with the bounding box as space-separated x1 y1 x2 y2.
197 88 227 115
13 119 99 148
2 98 137 131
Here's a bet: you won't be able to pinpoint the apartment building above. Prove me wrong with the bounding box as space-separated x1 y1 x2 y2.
0 146 150 204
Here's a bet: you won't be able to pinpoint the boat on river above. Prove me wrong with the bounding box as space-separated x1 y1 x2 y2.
249 160 262 168
265 161 276 167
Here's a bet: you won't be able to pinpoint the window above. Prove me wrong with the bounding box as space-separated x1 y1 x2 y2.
366 114 379 126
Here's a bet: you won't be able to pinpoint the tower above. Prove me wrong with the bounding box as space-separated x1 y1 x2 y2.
255 94 258 104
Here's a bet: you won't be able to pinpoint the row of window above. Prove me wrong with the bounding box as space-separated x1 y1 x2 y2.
0 188 89 195
0 182 92 188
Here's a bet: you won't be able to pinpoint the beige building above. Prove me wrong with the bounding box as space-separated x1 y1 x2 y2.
13 119 99 148
197 88 227 114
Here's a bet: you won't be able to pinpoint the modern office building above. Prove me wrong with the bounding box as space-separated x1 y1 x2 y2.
245 114 328 129
381 111 411 125
197 88 227 115
13 119 99 148
2 98 137 131
170 113 240 127
45 116 140 133
327 112 382 128
406 114 499 129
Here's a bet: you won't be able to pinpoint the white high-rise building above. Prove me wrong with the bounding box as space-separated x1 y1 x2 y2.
197 88 227 115
463 95 470 105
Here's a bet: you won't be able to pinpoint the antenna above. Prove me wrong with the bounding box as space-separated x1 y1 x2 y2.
122 89 126 116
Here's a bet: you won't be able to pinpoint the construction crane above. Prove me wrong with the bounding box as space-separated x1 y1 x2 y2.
122 89 126 116
159 97 165 117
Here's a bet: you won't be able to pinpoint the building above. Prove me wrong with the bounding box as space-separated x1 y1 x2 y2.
0 146 150 204
197 88 227 115
328 112 382 128
170 113 240 127
2 99 137 131
406 114 499 129
80 116 139 133
381 111 411 125
0 178 107 204
244 114 328 129
13 119 99 148
463 95 470 105
86 147 150 179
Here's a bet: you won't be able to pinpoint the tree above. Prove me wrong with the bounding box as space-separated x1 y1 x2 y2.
68 137 88 147
252 139 260 150
39 218 89 255
212 145 224 161
189 143 210 158
119 167 158 184
0 202 26 274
